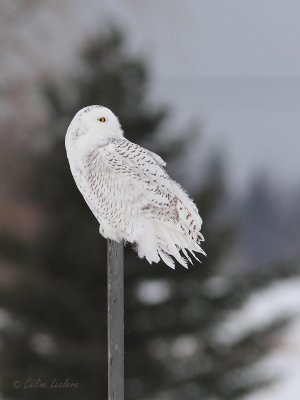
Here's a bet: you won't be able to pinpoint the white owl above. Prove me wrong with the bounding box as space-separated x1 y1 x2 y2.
65 105 205 269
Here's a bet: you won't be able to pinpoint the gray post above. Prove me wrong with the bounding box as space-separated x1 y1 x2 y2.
107 239 124 400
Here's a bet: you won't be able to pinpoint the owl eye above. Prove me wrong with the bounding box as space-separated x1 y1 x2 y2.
98 117 106 123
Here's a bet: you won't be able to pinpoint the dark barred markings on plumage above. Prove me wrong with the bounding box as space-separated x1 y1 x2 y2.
65 105 205 269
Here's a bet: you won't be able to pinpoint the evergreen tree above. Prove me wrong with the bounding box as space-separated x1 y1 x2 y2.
0 30 297 400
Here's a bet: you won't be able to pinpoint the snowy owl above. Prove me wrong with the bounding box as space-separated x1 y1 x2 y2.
65 105 205 268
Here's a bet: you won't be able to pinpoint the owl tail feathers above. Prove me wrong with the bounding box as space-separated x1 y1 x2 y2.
155 223 206 269
134 222 161 265
134 221 205 269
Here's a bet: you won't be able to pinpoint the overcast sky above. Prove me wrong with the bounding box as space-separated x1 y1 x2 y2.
1 0 299 194
102 0 300 194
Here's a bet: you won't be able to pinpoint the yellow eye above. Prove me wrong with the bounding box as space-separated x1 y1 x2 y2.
98 117 106 123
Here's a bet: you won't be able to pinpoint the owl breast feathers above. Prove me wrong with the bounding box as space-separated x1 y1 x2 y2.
65 105 205 269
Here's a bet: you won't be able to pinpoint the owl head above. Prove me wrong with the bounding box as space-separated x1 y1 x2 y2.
65 105 124 151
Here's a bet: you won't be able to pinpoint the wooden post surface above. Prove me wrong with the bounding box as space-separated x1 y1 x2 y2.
107 239 124 400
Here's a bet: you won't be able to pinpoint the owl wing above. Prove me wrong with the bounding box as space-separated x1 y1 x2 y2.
112 139 201 227
97 138 174 211
84 137 202 230
83 138 204 267
144 149 166 167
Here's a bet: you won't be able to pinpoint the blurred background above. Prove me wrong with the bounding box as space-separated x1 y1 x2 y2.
0 1 300 399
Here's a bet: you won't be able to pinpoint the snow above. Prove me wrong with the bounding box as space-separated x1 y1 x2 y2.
216 277 300 400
